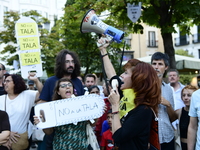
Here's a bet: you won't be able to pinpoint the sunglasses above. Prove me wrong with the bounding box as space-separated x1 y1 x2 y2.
0 68 4 71
59 83 73 88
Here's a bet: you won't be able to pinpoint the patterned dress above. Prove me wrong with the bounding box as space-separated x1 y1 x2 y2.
53 121 88 150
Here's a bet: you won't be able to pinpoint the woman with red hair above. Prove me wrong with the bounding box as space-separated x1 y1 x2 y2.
98 37 160 150
108 59 160 149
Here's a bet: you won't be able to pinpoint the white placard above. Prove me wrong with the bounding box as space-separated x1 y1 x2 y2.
35 94 105 129
15 17 43 78
127 2 142 23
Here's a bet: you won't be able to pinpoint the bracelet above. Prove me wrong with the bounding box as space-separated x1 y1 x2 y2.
102 53 108 58
112 111 119 115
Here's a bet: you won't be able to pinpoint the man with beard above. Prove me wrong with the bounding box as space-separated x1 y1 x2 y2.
39 49 84 150
167 69 185 110
150 52 177 150
0 63 7 95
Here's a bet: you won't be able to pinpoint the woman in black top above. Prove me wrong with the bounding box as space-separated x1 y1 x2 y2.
175 85 197 150
0 110 10 150
108 59 161 150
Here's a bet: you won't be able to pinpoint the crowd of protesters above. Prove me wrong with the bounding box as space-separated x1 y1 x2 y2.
0 36 199 150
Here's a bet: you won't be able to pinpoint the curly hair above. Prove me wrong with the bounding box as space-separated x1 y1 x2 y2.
124 59 161 115
181 85 198 99
52 78 75 101
54 49 81 79
4 74 27 94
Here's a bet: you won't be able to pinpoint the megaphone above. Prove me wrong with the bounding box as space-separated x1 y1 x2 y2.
80 9 124 43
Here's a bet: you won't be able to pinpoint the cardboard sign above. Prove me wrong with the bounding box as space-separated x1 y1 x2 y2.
35 94 105 129
127 2 142 23
15 17 43 78
16 23 37 36
19 37 40 50
20 52 41 66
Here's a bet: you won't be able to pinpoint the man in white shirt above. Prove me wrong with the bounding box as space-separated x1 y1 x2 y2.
167 69 185 150
167 69 185 110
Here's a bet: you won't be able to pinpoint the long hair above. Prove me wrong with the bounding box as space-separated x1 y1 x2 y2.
124 59 161 114
54 49 81 79
52 78 75 101
4 74 27 94
181 85 198 99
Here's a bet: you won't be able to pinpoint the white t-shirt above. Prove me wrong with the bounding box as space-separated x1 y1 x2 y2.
0 90 37 133
189 89 200 150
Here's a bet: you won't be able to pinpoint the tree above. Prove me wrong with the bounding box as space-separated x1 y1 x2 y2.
175 49 194 57
92 0 200 69
0 10 65 77
58 0 200 70
54 0 128 77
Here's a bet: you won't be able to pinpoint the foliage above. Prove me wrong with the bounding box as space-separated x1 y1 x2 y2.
74 0 200 70
179 74 196 85
175 49 194 57
0 10 64 77
53 0 130 77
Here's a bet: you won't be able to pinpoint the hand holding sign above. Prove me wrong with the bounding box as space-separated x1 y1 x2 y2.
35 94 105 129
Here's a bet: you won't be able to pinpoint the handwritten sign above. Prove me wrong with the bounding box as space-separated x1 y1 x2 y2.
20 52 41 66
19 37 40 50
35 94 105 129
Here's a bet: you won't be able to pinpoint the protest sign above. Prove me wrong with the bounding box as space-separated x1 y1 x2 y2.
35 94 105 129
15 17 43 78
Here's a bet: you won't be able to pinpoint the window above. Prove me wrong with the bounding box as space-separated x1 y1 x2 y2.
148 31 157 47
3 6 8 13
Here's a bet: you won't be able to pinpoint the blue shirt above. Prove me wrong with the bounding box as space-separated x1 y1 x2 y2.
39 76 84 101
189 89 200 150
158 82 175 144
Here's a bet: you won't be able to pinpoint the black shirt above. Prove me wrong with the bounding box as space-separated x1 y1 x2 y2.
113 105 153 150
0 110 10 150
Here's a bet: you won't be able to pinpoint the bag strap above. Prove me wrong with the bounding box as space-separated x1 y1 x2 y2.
150 107 158 121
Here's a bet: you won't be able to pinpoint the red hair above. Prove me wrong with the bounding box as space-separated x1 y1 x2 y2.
124 59 161 114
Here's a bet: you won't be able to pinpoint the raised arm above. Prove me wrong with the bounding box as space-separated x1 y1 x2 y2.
28 73 43 93
98 37 116 79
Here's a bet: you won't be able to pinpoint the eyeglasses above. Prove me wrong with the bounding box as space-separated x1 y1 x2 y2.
0 68 4 71
4 80 13 83
65 60 75 65
59 83 73 88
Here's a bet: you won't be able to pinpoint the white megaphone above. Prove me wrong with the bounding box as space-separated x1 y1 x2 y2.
80 9 124 43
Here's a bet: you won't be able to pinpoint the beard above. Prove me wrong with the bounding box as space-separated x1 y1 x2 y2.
65 66 74 75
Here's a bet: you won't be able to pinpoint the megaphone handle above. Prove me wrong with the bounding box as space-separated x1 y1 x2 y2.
97 36 113 47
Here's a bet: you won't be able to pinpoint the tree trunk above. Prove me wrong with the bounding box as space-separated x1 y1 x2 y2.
161 32 176 69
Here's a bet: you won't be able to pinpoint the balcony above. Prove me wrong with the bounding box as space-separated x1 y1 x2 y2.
192 34 200 43
174 36 189 46
147 40 158 48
